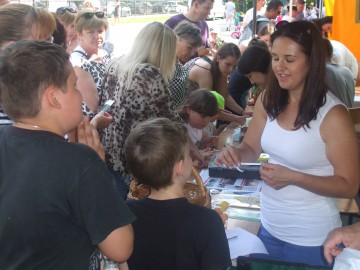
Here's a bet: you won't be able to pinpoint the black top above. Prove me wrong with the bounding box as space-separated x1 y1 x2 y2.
0 126 135 270
127 197 231 270
228 70 253 110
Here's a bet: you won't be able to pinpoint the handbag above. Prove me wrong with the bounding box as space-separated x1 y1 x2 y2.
127 167 211 208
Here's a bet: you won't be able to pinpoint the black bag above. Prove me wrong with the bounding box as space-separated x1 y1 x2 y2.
237 256 332 270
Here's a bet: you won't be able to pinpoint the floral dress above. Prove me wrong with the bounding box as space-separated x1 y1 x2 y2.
100 62 178 176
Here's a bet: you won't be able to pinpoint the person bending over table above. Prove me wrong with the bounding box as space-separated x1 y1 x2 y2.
125 118 231 270
215 20 359 266
184 43 247 125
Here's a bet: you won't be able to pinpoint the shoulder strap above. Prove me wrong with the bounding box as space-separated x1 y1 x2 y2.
202 55 213 65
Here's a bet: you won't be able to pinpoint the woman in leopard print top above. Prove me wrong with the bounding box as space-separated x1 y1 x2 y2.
100 22 178 200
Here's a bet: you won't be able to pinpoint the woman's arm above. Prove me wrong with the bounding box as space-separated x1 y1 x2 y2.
216 92 267 166
224 94 245 115
260 105 359 198
217 75 246 115
73 67 99 113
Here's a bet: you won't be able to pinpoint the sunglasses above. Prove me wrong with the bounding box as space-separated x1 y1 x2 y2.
56 7 77 14
275 20 312 37
82 12 105 19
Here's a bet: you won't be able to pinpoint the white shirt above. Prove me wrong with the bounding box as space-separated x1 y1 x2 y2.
184 123 202 147
225 1 235 16
260 92 344 246
243 7 265 24
331 40 359 81
70 45 87 67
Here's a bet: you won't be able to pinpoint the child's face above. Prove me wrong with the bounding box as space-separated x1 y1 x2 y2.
57 63 84 131
187 107 214 129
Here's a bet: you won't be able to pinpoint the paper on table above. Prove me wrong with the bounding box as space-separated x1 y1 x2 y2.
226 227 268 259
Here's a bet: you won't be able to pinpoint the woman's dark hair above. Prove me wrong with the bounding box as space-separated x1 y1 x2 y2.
312 16 332 37
211 43 240 91
264 20 327 130
248 37 269 50
237 45 271 75
178 88 219 121
52 15 67 48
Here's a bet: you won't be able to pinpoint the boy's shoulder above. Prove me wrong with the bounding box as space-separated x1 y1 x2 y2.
127 198 220 222
0 126 101 164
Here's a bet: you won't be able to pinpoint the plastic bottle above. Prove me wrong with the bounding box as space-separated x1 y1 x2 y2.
217 126 234 150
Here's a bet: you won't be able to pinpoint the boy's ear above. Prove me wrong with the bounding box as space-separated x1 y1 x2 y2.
44 87 62 109
174 159 184 177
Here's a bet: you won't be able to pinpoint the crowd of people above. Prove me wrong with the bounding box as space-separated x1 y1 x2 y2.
0 0 359 269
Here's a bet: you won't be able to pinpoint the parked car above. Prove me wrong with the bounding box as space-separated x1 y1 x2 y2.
131 2 153 14
117 3 132 16
163 1 187 13
163 1 176 13
152 2 164 13
207 0 225 20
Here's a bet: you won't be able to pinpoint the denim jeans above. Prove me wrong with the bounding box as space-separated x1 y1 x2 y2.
108 168 130 201
250 224 329 267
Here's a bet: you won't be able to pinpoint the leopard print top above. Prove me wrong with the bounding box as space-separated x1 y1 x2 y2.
81 54 111 95
100 62 178 175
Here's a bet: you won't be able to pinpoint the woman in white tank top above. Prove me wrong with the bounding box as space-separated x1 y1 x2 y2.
216 20 359 266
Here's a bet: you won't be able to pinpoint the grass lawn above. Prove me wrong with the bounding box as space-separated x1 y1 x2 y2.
109 14 173 24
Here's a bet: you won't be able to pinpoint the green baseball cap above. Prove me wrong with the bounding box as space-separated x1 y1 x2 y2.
210 91 225 110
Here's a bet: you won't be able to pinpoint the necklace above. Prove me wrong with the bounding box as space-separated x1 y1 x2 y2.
14 122 44 130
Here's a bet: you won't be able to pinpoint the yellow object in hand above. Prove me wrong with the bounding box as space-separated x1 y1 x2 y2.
219 201 229 212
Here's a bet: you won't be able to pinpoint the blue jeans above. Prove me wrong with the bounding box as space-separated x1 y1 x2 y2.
250 224 329 266
109 168 130 201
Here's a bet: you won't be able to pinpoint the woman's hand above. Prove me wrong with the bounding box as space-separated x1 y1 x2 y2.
77 117 105 161
260 163 296 190
215 145 241 167
242 111 253 117
234 115 247 126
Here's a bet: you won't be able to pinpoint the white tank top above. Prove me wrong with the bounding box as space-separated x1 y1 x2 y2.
260 92 345 246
